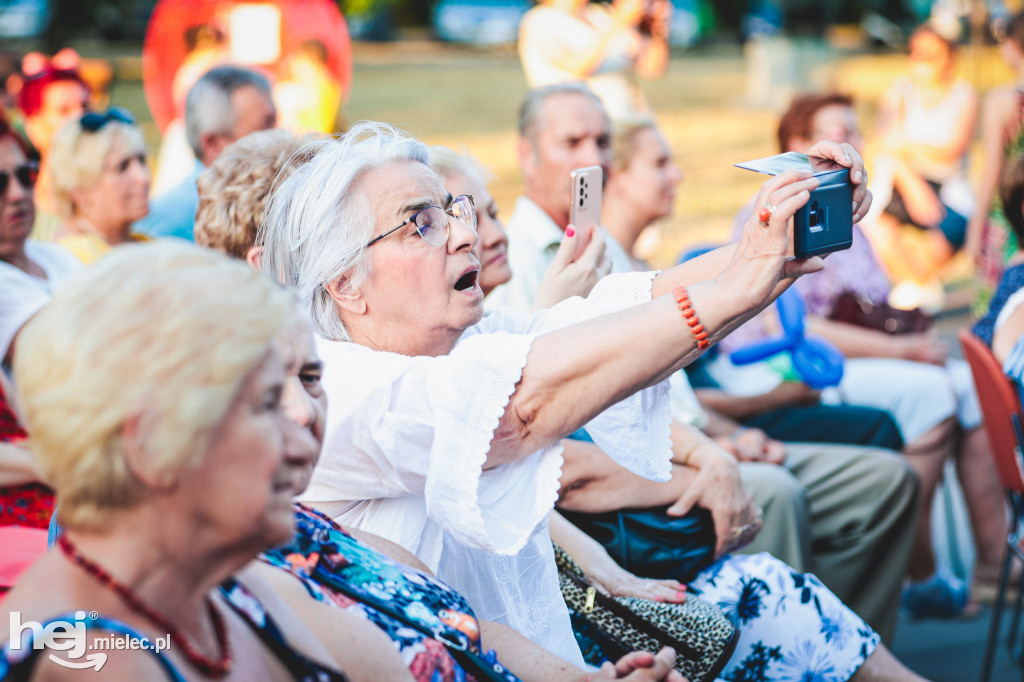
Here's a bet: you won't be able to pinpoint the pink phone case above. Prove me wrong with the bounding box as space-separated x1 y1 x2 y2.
569 166 602 261
570 166 603 231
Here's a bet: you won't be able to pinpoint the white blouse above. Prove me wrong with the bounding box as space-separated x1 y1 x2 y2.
301 270 673 664
0 241 82 361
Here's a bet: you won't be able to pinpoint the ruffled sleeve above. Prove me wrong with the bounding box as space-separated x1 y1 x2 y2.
303 270 672 564
307 330 549 558
481 271 673 481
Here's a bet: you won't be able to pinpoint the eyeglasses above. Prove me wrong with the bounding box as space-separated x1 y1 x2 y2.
80 107 136 132
0 162 39 195
366 194 476 248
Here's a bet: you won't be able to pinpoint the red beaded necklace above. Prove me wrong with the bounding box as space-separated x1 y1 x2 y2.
58 536 232 678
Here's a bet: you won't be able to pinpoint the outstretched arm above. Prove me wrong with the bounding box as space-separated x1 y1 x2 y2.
494 169 825 467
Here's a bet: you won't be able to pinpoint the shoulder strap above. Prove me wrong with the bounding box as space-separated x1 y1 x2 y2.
308 563 519 682
219 578 350 682
0 612 186 682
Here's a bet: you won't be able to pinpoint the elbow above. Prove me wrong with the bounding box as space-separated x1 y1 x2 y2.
485 392 543 468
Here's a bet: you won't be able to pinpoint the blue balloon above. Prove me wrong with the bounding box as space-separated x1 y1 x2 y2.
729 288 845 389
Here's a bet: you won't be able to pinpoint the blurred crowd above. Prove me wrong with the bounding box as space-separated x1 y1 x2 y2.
3 1 1024 681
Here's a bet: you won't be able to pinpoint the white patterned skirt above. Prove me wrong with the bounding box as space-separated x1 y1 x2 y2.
689 552 880 682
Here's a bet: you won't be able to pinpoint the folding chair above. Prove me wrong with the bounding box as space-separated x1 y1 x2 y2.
958 329 1024 682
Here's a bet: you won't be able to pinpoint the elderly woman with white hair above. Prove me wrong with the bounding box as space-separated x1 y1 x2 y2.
0 243 413 681
258 122 927 682
190 128 686 682
49 107 151 263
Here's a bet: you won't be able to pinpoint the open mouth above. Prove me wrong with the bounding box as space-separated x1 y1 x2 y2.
454 269 479 292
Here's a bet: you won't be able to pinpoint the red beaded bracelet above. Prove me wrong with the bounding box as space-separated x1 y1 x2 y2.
672 285 710 350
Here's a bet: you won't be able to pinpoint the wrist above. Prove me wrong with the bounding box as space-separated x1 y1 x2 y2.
688 436 736 469
894 338 916 361
672 285 710 350
706 261 772 322
680 279 750 348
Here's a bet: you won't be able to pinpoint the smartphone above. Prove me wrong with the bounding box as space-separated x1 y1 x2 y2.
570 165 603 232
795 160 853 259
734 152 853 259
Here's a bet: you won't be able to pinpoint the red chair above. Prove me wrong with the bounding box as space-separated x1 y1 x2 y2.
958 328 1024 682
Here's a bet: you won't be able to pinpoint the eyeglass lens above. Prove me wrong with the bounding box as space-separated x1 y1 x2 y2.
413 195 476 247
0 164 38 195
451 194 476 230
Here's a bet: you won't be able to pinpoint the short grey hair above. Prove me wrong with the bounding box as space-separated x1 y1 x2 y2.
259 121 430 342
517 82 604 143
185 65 273 160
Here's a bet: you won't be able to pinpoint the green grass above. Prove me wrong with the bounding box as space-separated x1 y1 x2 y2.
93 39 1015 268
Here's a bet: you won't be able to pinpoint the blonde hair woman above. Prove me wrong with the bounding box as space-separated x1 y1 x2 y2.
0 243 407 681
49 108 151 263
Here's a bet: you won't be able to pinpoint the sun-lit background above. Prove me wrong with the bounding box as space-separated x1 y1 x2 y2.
4 2 1024 679
3 0 1018 272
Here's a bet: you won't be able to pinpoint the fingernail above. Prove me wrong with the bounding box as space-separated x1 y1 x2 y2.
853 170 863 183
852 201 858 212
566 227 575 238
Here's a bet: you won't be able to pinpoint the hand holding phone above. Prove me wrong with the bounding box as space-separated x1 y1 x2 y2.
735 152 853 259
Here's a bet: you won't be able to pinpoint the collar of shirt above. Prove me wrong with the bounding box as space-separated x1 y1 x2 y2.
508 195 565 258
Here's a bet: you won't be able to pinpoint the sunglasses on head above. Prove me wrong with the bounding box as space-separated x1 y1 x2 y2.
0 162 39 195
80 107 136 132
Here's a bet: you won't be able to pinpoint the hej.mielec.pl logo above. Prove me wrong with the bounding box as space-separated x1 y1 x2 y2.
8 610 171 671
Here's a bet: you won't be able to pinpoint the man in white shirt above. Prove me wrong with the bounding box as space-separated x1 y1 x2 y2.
488 83 613 313
490 82 920 644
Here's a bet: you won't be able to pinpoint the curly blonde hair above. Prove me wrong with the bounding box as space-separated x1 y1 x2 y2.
195 129 322 258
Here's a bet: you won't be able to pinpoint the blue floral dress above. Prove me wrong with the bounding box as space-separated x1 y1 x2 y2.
571 552 879 682
261 504 519 682
693 553 879 682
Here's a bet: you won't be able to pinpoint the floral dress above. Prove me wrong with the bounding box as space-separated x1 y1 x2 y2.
261 505 520 682
0 381 53 529
692 554 879 682
571 552 879 682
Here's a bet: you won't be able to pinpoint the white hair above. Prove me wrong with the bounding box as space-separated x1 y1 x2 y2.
259 120 430 341
185 65 273 160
